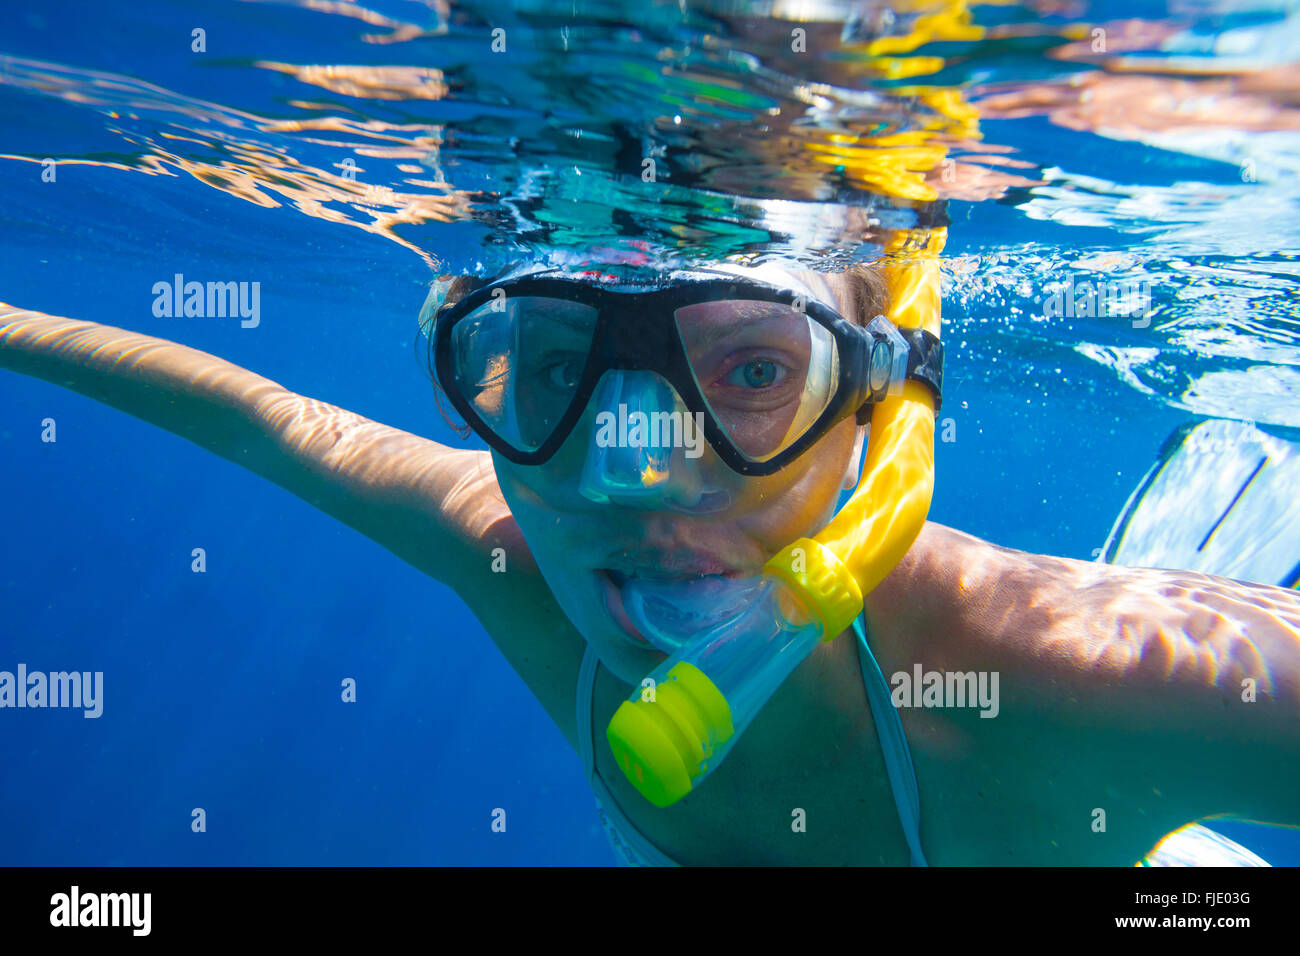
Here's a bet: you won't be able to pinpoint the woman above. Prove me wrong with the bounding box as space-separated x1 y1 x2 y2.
2 247 1297 866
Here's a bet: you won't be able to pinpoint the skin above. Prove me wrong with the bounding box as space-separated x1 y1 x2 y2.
2 287 1298 865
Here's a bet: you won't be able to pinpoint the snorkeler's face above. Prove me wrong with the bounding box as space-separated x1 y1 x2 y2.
490 269 867 685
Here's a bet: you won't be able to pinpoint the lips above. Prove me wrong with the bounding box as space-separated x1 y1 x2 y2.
599 563 766 654
598 570 652 647
596 547 755 649
603 550 743 579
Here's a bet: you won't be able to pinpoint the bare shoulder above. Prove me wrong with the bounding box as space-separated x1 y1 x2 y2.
883 522 1300 708
869 522 1300 862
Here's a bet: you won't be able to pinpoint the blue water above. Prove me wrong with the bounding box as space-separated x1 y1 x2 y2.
2 0 1298 864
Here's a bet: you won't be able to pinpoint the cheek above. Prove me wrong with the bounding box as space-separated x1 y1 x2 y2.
491 456 611 583
727 422 860 546
491 459 564 547
492 421 856 567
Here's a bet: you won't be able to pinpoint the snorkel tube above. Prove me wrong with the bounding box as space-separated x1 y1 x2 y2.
606 227 945 808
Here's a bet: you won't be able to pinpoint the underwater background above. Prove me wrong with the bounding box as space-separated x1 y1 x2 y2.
1 0 1298 864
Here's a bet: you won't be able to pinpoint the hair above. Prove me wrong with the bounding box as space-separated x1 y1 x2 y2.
417 275 481 439
831 264 890 328
417 264 892 435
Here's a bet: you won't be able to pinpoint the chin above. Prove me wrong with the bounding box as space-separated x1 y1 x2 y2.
520 546 661 684
552 573 666 686
574 608 667 685
590 636 665 685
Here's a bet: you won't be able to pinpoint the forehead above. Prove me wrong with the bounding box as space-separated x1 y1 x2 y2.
487 259 851 316
703 263 843 312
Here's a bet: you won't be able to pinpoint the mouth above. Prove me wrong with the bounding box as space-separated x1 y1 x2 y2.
598 569 653 647
597 564 749 650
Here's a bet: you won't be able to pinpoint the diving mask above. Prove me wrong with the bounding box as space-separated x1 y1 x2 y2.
430 264 942 476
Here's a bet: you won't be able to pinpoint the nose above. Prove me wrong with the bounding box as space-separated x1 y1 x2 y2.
578 369 732 514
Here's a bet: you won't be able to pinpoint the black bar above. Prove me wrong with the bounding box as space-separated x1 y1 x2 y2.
0 865 1285 941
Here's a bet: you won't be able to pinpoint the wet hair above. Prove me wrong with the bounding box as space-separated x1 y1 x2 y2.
417 264 891 436
417 275 480 439
829 265 890 328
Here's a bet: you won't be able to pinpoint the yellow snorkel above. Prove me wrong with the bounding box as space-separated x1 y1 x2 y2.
598 0 970 808
779 227 946 605
606 226 946 808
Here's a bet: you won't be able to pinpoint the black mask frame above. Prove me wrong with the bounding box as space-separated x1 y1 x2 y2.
431 268 942 476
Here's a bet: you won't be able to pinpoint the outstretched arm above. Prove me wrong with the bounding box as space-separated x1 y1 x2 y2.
0 303 524 591
1 302 588 747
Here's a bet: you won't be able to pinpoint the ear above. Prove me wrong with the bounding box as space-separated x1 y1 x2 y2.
842 423 868 491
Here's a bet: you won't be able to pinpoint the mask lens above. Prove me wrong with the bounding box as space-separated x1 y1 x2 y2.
450 296 598 452
673 300 839 462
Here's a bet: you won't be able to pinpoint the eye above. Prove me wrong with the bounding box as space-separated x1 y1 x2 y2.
542 359 582 390
723 358 787 389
